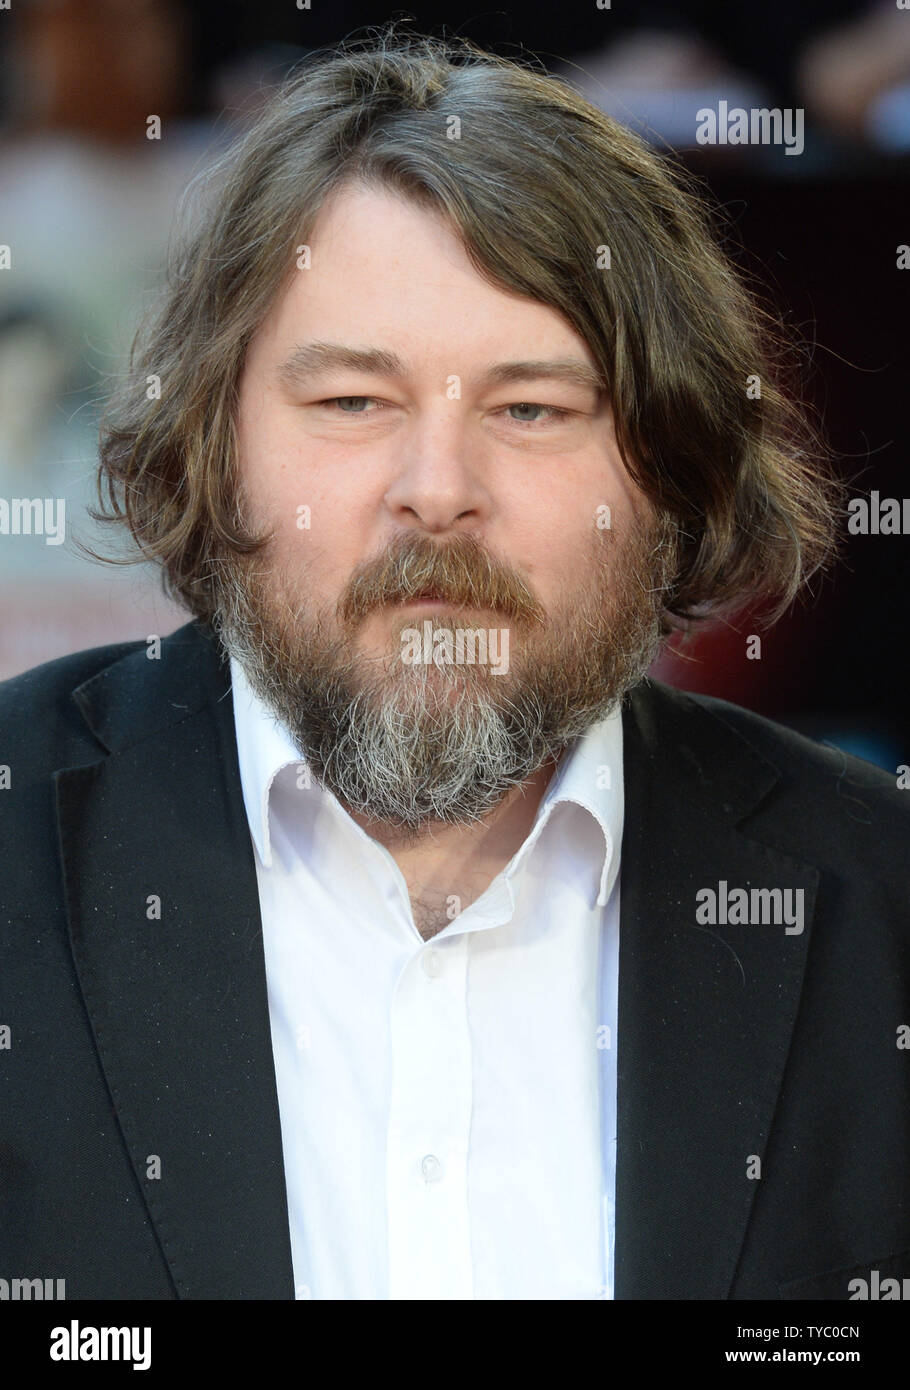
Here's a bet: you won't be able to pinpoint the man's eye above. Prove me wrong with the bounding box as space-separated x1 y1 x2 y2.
315 398 572 425
319 396 380 414
503 403 572 426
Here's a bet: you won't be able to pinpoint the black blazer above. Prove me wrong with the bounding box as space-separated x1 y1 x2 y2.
2 618 909 1299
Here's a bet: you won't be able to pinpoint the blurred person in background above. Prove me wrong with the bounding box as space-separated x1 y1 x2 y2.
0 0 224 673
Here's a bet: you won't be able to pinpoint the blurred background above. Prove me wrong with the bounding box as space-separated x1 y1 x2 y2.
1 0 908 770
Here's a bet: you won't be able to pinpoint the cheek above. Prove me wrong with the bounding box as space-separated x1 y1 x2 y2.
608 450 653 525
264 497 365 612
236 459 288 540
236 418 305 532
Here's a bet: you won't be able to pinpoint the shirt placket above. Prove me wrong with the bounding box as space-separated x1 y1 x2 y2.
386 931 474 1299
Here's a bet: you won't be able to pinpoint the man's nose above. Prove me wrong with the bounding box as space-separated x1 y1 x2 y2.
382 411 490 532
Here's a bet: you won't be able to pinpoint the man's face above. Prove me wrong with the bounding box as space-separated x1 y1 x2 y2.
217 180 677 837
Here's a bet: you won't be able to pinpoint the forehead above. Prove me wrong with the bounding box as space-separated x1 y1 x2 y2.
248 180 599 372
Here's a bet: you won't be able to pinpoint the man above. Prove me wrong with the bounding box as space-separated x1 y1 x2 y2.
2 30 908 1302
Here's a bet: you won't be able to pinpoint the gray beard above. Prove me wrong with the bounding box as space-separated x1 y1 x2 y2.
211 517 677 841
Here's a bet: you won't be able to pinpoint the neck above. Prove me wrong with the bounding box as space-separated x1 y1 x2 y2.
343 754 563 936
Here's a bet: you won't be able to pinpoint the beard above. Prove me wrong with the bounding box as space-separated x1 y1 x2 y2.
210 506 679 843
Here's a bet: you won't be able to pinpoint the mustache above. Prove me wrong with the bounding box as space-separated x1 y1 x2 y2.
338 533 548 625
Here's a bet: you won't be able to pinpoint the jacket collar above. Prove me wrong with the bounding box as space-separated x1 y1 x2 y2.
56 619 817 1299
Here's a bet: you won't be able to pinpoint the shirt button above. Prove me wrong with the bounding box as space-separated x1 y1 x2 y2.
421 948 444 978
420 1154 444 1183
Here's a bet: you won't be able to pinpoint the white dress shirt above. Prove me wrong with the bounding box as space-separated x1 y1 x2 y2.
229 653 622 1300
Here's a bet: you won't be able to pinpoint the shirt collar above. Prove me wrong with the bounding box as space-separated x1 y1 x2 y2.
229 653 302 871
229 652 623 908
513 703 623 909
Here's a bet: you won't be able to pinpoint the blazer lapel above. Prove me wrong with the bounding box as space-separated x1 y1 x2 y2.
614 679 819 1298
54 621 295 1298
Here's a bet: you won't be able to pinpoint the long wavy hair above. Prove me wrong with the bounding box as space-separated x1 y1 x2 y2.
85 23 843 633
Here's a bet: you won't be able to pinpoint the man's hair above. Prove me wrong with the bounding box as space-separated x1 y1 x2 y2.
87 23 842 631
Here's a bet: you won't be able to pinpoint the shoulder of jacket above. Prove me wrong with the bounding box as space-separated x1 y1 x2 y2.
0 637 148 770
633 679 910 851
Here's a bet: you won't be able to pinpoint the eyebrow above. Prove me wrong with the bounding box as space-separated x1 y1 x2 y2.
273 341 606 395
